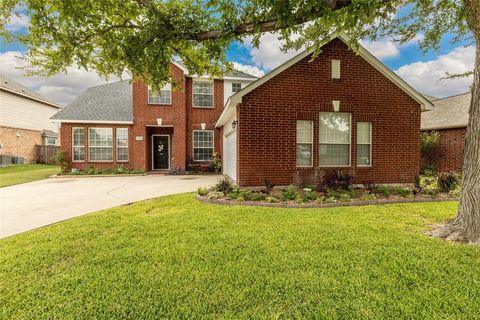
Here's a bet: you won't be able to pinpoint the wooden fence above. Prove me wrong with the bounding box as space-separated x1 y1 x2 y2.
35 145 59 164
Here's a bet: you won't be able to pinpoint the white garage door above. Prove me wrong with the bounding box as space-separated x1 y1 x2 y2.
223 131 237 182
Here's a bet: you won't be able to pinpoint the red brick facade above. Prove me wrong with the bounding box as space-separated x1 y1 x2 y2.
236 39 422 186
422 128 466 172
60 63 226 172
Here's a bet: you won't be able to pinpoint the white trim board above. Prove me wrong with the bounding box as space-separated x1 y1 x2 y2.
216 33 434 128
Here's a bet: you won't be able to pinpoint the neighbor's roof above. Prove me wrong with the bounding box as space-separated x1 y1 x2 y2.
421 92 471 130
216 33 434 128
174 60 258 80
51 80 133 123
0 74 61 108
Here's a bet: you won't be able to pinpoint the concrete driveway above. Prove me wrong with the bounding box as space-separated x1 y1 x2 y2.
0 174 219 239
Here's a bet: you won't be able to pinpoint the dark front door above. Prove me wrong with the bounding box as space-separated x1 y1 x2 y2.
152 135 169 170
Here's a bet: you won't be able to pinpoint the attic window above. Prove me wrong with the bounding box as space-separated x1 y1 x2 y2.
331 60 341 79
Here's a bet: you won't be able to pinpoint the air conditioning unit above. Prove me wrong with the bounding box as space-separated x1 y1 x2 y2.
11 156 25 164
0 155 11 167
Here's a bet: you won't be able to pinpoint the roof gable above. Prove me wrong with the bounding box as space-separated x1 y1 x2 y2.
216 33 434 127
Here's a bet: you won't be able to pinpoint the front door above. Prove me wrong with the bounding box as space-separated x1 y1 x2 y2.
152 135 169 170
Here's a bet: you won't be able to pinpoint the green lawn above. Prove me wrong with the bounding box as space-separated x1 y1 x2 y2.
0 164 60 187
1 194 479 319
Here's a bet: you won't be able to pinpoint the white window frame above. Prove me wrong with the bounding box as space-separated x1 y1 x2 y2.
192 130 214 161
318 112 351 167
232 82 242 93
148 83 172 105
192 79 214 108
116 128 129 162
331 60 341 79
296 120 313 167
88 127 113 162
357 122 372 167
72 127 85 162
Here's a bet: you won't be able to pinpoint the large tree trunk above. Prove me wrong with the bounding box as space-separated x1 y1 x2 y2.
437 0 480 243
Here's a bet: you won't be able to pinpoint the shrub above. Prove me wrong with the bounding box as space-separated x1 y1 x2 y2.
326 171 353 189
250 193 266 201
227 187 241 200
264 179 276 194
316 196 325 203
295 195 304 204
420 166 437 177
304 191 318 201
325 197 337 204
448 189 461 198
338 193 352 202
398 187 412 198
214 178 234 194
363 182 377 194
206 191 224 199
211 152 222 173
265 196 277 203
420 131 439 157
422 188 439 197
169 166 187 175
376 185 391 197
437 172 460 192
360 193 376 201
54 150 70 174
197 187 209 196
281 185 298 201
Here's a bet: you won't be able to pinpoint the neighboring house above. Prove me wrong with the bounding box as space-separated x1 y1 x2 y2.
216 35 433 186
0 74 61 164
52 34 433 186
51 64 257 171
421 92 470 172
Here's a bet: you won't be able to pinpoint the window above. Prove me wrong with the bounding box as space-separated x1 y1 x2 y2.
46 137 57 146
88 128 113 162
116 128 129 162
357 122 372 166
72 128 85 162
319 112 351 166
193 130 214 161
148 83 171 104
193 80 214 108
296 120 313 167
232 82 242 93
331 60 341 79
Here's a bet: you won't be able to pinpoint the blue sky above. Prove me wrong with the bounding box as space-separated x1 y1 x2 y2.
0 13 474 106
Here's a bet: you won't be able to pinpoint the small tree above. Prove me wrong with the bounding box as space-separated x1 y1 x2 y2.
420 131 439 158
54 150 70 174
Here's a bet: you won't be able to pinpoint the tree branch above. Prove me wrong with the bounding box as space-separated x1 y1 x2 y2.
190 0 352 41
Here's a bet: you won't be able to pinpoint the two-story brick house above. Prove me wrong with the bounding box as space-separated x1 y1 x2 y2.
51 62 257 171
53 34 433 187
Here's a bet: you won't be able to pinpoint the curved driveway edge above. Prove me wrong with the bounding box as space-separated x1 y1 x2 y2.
0 174 219 239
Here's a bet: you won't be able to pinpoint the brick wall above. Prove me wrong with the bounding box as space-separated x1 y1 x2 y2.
185 78 224 164
64 63 226 171
0 126 42 163
236 39 421 187
422 128 465 172
59 123 135 170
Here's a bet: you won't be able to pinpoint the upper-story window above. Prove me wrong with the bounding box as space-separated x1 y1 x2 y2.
193 80 214 108
232 82 242 93
148 83 171 105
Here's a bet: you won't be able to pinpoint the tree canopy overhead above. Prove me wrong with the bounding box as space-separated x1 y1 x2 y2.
0 0 471 87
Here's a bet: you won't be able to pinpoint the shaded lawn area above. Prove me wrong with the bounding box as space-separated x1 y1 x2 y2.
1 194 479 319
0 164 60 187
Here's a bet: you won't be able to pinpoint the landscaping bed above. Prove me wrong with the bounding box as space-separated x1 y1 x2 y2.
56 166 146 177
197 172 461 207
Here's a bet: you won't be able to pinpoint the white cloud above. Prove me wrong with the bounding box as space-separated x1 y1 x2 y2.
360 34 424 60
5 14 30 32
0 51 122 106
360 39 400 59
243 33 302 71
396 46 474 98
231 62 265 78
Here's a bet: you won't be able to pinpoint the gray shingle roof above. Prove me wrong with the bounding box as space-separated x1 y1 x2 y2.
51 80 133 122
421 92 470 130
174 60 258 79
0 74 60 108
